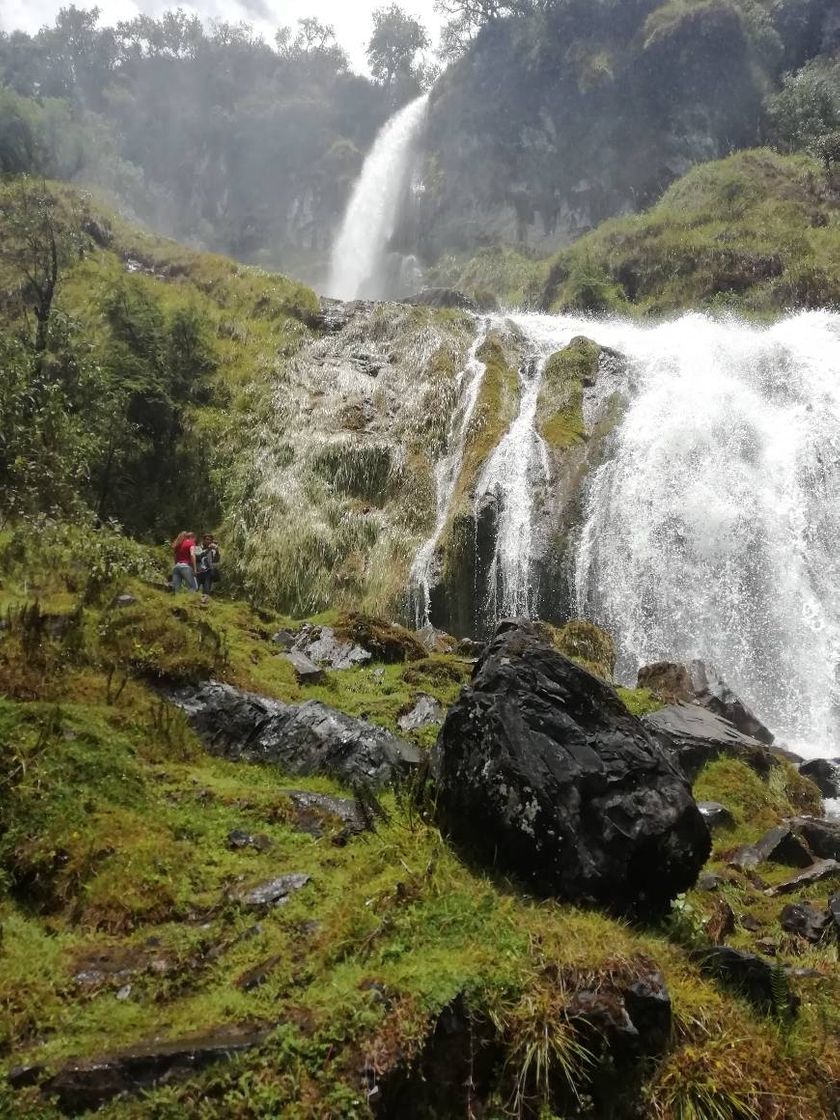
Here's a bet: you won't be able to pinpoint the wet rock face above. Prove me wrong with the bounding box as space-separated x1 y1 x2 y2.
171 682 420 789
432 620 710 916
799 758 840 799
643 703 775 783
638 660 774 744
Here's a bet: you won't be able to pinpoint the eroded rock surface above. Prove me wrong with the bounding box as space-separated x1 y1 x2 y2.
643 703 774 782
432 620 710 915
171 681 420 788
638 660 773 743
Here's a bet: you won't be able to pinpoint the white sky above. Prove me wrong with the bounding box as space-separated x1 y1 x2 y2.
0 0 443 72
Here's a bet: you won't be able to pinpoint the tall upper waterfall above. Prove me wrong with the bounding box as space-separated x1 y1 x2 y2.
327 94 429 301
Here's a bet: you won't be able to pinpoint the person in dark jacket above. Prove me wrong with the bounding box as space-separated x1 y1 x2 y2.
196 534 221 597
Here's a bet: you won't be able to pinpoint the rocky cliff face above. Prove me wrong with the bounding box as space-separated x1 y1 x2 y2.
407 0 837 266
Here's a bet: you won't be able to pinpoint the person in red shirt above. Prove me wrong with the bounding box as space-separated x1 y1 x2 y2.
171 531 198 592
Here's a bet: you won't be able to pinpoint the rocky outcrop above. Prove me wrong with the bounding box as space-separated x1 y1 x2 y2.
171 682 420 789
788 817 840 862
780 902 832 944
432 620 710 916
690 947 798 1015
398 694 445 731
799 758 840 799
643 704 775 783
637 660 773 744
697 801 735 831
12 1025 271 1113
730 825 814 870
403 287 478 311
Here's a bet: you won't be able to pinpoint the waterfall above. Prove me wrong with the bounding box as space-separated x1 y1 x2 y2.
476 352 551 619
411 307 840 760
410 323 492 626
327 94 429 302
572 309 840 760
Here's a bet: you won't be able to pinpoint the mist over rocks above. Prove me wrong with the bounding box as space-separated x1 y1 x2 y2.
432 619 711 917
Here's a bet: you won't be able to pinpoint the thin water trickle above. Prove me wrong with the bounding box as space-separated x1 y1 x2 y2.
327 94 429 301
410 323 493 626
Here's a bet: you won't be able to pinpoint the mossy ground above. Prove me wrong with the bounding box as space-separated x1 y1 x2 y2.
0 525 837 1117
535 338 599 450
542 149 840 317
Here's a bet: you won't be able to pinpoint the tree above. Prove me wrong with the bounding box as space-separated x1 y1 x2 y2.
366 5 430 86
0 179 85 352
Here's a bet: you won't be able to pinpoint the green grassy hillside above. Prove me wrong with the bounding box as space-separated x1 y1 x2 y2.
542 149 840 315
0 522 837 1119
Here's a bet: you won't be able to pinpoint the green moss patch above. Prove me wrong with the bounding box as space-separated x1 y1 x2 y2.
536 337 598 449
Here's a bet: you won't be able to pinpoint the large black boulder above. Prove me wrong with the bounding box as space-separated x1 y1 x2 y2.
171 681 420 789
432 621 710 916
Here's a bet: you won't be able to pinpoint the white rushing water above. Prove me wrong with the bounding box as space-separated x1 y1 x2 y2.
411 324 492 626
570 309 840 761
327 94 429 301
411 308 840 760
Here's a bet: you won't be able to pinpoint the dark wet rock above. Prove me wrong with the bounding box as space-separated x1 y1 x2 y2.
799 758 840 799
314 297 352 333
282 650 325 684
398 694 445 731
403 287 478 311
643 703 774 783
8 1064 44 1088
697 871 724 891
236 955 283 991
770 744 804 765
35 1025 271 1112
780 902 831 944
740 914 762 932
454 637 485 659
637 660 773 743
270 629 297 650
432 620 710 916
698 801 735 831
291 624 371 670
766 859 840 896
790 817 840 862
829 893 840 935
171 681 420 789
282 790 368 840
730 825 814 870
690 946 798 1015
234 872 311 911
112 594 137 609
621 969 672 1053
227 828 272 852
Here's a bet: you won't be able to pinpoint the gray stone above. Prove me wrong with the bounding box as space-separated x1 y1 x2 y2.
730 825 813 870
697 871 724 891
643 703 775 783
112 594 137 609
170 681 420 789
398 694 445 731
829 893 840 935
789 817 840 861
227 829 272 852
270 629 297 650
283 790 368 839
282 650 325 684
236 872 311 911
292 624 372 670
799 758 840 799
697 801 735 831
780 902 831 944
637 660 773 744
766 859 840 896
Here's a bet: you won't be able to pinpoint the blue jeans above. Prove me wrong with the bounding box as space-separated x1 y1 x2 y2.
172 563 197 592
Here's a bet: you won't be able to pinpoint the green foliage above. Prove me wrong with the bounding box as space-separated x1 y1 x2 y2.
543 148 840 315
767 53 840 156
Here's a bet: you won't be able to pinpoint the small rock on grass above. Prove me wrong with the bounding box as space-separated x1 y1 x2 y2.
730 824 813 870
398 694 445 731
234 872 311 911
766 859 840 896
690 946 798 1015
698 801 735 831
780 902 831 944
227 828 272 852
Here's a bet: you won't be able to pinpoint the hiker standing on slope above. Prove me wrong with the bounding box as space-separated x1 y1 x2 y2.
171 530 198 592
196 533 221 598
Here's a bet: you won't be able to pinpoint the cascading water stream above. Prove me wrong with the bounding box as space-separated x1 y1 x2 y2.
571 309 840 761
410 324 492 626
476 352 552 619
327 94 429 301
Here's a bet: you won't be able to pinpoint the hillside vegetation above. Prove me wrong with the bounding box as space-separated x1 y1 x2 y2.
0 521 837 1119
542 149 840 315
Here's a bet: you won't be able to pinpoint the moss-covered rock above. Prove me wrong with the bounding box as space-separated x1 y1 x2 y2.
536 337 598 449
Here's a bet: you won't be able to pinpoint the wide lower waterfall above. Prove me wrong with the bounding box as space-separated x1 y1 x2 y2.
327 94 429 301
411 308 840 759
